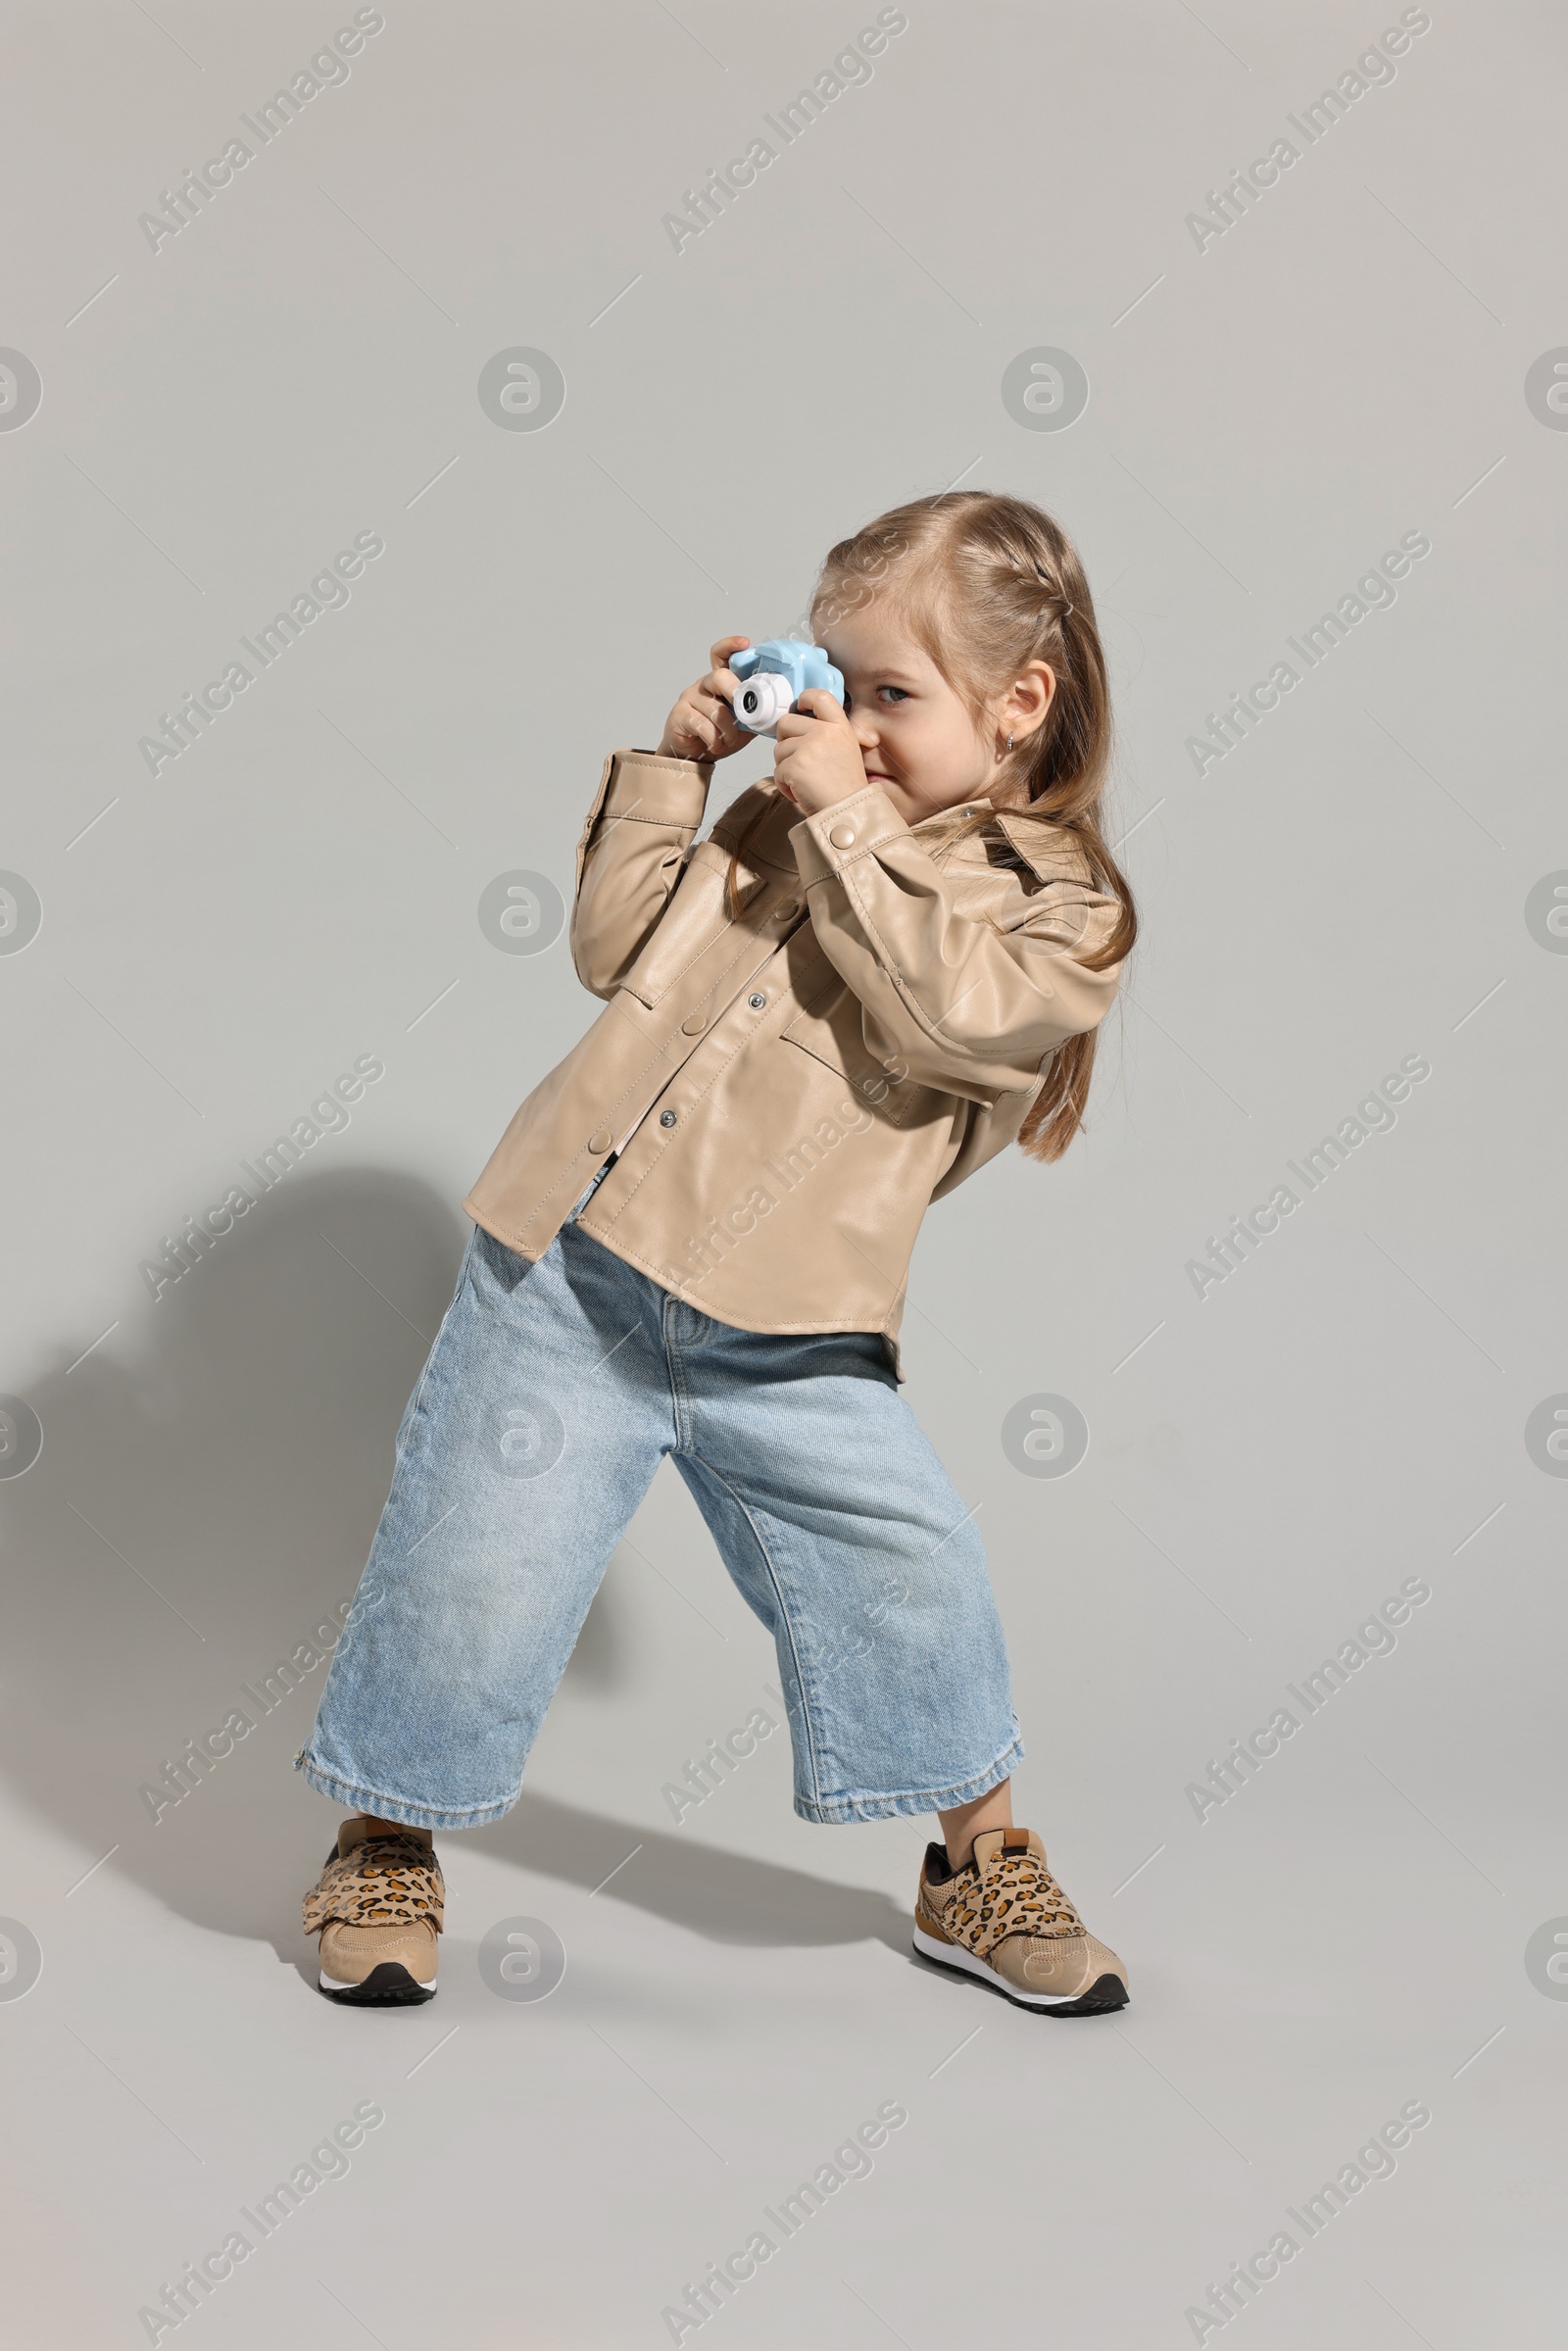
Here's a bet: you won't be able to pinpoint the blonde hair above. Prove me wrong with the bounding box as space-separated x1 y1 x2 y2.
806 489 1136 1161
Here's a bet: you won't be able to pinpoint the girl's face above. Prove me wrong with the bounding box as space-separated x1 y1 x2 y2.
820 603 1054 828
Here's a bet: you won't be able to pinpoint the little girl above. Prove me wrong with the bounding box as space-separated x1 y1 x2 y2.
297 489 1137 2017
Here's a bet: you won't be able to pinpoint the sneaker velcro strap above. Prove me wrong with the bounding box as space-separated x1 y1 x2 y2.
302 1834 446 1936
955 1845 1083 1960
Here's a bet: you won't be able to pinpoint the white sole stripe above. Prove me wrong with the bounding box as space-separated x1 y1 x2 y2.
911 1923 1083 2006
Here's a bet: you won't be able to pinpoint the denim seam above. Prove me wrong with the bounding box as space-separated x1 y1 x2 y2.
662 1298 694 1453
678 1448 826 1817
294 1749 521 1831
394 1226 478 1454
790 1726 1025 1825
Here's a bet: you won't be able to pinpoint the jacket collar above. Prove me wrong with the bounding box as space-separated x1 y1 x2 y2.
758 781 1086 884
910 797 1092 884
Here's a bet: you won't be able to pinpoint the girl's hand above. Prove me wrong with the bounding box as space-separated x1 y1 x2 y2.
772 691 867 814
657 636 753 762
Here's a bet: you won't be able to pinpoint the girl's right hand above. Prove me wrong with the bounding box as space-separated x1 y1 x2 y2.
656 636 752 762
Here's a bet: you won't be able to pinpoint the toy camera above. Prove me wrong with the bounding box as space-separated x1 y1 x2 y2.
728 639 846 737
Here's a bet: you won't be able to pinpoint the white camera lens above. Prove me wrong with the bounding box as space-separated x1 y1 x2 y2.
733 671 795 734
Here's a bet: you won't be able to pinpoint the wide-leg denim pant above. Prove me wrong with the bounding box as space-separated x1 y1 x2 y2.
297 1191 1022 1830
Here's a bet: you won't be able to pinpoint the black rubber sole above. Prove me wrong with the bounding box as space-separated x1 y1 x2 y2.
1037 1972 1128 2018
318 1961 436 2007
913 1935 1128 2017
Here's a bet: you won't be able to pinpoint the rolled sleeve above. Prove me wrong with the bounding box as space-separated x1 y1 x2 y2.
789 780 911 890
576 748 712 865
571 748 714 1000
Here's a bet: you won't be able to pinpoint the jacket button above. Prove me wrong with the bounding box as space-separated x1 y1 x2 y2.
775 899 800 921
829 823 857 849
748 992 766 1009
587 1129 613 1154
680 1011 707 1034
660 1109 678 1128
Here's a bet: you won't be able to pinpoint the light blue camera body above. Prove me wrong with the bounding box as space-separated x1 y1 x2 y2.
729 639 846 738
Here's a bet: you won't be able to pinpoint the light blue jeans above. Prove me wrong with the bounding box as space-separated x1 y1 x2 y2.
297 1178 1021 1829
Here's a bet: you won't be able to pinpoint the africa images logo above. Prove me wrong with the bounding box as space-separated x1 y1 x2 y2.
137 534 385 778
136 11 387 253
1184 534 1432 779
1184 1054 1431 1300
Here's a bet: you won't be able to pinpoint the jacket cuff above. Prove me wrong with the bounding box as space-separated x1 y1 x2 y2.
788 780 910 888
600 747 714 830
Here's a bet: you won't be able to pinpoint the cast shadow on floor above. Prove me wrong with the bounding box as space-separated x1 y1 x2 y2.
471 1788 911 1957
1 1162 908 1982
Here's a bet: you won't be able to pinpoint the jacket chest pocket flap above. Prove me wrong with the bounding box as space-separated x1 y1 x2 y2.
780 943 937 1128
617 844 736 1009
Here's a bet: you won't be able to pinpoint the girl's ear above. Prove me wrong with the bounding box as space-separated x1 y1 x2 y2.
1006 660 1056 740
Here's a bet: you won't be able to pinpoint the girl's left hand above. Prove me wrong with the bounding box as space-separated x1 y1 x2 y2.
772 692 867 814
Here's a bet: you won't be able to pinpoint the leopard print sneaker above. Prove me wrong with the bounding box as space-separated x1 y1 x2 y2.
913 1826 1128 2016
302 1816 444 2005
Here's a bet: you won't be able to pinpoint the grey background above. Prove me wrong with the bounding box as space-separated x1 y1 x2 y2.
2 1 1563 2343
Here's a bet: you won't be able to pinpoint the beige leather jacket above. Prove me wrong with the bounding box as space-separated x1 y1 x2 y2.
463 749 1125 1376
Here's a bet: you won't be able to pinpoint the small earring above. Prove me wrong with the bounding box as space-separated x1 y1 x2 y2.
1006 733 1013 752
